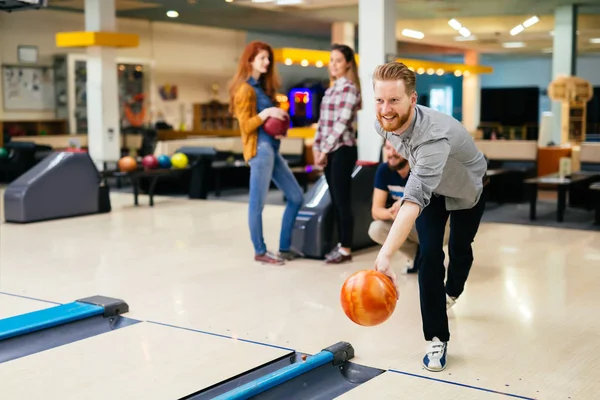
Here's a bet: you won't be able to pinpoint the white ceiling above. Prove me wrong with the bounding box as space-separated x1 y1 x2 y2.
237 0 600 54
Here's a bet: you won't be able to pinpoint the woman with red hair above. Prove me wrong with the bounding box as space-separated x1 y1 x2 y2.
229 41 304 265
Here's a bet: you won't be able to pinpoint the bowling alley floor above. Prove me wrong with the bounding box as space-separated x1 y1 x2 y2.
1 189 599 399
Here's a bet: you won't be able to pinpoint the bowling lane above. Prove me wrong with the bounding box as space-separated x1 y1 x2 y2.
0 321 291 400
336 370 532 400
0 293 55 319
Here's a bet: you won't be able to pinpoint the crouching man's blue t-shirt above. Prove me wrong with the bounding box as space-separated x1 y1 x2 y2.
374 162 410 208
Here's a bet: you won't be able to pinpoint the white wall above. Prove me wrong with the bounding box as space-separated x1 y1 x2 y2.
0 9 247 129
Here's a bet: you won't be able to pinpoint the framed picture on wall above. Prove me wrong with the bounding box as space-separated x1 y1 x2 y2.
17 45 38 64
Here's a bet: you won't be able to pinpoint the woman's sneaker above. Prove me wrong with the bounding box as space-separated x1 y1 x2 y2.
255 251 285 265
422 337 447 372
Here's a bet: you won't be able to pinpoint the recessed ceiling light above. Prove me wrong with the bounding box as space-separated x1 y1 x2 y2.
401 29 424 39
166 10 179 18
448 19 462 30
455 35 477 41
502 42 526 48
590 38 600 44
523 16 539 28
458 27 471 37
510 25 524 35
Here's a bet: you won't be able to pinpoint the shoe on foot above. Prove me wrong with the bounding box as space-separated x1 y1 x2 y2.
255 251 285 265
325 248 352 264
278 248 303 261
406 258 418 274
422 337 447 372
446 294 457 310
324 243 341 260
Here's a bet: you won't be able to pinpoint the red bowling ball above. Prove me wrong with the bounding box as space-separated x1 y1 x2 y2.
263 114 290 137
142 155 159 169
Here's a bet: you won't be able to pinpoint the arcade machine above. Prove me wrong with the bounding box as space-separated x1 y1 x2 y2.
287 80 327 127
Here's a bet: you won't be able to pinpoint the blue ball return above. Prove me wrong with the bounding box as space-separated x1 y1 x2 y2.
0 295 138 364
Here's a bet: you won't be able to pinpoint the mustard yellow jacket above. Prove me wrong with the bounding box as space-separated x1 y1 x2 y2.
232 82 264 162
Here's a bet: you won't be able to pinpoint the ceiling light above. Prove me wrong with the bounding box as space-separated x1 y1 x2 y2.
458 27 471 37
510 25 524 35
277 0 303 4
502 42 526 48
402 29 424 39
225 0 233 2
455 36 477 41
590 38 600 44
448 19 462 30
523 16 539 28
166 10 179 17
252 0 275 3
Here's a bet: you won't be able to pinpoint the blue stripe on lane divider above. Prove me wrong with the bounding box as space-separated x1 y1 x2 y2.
211 350 334 400
0 301 104 341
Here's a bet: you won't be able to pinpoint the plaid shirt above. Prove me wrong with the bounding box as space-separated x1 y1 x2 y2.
313 77 361 154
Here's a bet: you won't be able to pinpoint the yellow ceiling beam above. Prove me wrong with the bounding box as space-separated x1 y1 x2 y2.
56 32 139 48
273 48 493 76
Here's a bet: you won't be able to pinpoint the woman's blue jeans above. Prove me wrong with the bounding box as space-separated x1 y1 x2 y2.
248 138 304 255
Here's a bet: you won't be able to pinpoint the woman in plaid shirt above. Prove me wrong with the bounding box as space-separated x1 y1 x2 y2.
313 44 362 264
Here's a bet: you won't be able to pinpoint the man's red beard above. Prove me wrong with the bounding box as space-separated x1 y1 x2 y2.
377 110 410 132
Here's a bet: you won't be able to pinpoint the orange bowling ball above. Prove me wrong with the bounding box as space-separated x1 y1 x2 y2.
340 270 398 326
118 156 137 173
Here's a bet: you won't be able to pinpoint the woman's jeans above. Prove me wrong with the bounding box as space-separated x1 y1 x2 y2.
248 138 304 255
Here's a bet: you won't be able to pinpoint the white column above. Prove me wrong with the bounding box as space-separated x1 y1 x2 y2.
462 50 481 135
357 0 396 162
332 22 355 47
85 0 120 169
551 4 578 144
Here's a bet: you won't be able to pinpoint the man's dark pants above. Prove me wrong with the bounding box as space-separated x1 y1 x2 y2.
414 191 486 342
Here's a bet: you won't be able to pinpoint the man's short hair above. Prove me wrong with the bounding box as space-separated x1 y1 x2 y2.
372 62 416 94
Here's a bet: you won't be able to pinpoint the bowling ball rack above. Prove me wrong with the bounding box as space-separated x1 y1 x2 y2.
102 166 190 207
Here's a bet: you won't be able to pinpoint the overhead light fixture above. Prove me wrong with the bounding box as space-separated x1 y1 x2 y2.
523 16 539 28
458 27 471 37
510 16 539 35
510 25 524 35
276 0 303 4
251 0 275 3
166 10 179 18
402 29 424 39
455 36 477 42
448 19 462 30
590 38 600 44
502 42 526 48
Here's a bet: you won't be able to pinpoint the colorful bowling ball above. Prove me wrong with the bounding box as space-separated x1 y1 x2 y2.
340 270 397 327
171 152 188 169
142 155 159 169
263 114 290 137
118 156 137 172
157 154 171 169
0 147 8 159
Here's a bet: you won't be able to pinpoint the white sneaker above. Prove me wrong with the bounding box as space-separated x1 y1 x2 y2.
422 337 447 372
446 294 457 310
